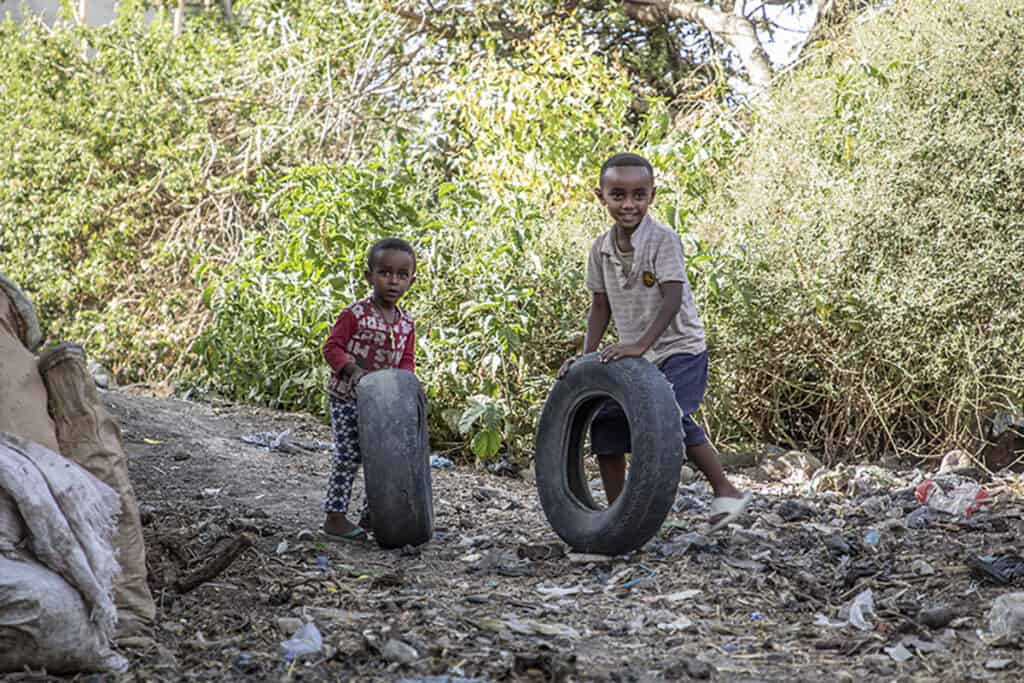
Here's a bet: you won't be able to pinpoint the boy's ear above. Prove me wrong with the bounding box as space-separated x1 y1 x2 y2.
593 186 605 203
364 269 372 283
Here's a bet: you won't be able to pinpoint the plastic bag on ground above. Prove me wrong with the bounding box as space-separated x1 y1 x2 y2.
989 592 1024 645
280 621 323 661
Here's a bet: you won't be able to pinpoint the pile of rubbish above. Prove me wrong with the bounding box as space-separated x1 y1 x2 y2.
0 273 155 673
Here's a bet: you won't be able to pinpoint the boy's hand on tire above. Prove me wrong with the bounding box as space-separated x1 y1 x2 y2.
340 364 367 393
600 343 645 363
556 356 578 380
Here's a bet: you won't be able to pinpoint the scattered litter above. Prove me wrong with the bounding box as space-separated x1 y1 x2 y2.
863 529 881 547
567 553 614 564
988 592 1024 644
279 622 322 661
381 639 419 665
501 615 581 639
663 589 701 603
232 652 258 674
817 589 877 632
655 615 694 632
901 636 944 654
397 678 489 683
777 500 815 522
883 643 913 663
910 559 935 576
535 584 583 598
240 430 330 455
985 659 1014 671
659 531 712 556
969 554 1024 585
430 454 454 468
918 606 955 629
915 480 990 516
275 540 289 555
904 506 931 528
517 542 566 561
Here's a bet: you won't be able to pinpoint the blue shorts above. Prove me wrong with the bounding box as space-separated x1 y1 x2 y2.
590 351 709 454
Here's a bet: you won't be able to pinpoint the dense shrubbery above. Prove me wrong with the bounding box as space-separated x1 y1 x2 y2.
3 0 1020 462
695 0 1024 459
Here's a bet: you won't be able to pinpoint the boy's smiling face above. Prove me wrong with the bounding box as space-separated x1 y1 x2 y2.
595 165 656 231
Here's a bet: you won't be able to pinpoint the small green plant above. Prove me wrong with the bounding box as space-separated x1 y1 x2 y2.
457 395 508 460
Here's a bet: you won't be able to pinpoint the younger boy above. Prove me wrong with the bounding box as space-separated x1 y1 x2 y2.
322 238 417 541
558 153 750 532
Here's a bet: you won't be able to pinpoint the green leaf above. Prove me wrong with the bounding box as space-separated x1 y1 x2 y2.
471 429 501 459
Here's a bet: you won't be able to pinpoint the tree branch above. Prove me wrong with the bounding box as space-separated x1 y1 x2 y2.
621 0 774 94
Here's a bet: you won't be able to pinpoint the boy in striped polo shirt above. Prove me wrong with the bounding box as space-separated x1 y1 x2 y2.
558 153 751 532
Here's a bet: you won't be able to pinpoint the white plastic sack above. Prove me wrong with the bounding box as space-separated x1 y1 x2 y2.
0 557 127 673
0 432 126 673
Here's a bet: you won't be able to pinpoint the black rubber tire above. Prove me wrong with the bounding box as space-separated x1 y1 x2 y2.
357 369 434 549
535 354 683 555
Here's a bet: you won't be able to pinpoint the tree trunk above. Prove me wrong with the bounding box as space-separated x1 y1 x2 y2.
77 0 87 25
220 0 235 24
622 0 774 95
173 0 186 37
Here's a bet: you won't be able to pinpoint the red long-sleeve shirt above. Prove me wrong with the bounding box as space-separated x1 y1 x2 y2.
323 298 415 399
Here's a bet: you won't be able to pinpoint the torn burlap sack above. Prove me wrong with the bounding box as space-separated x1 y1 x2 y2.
0 274 60 453
39 343 156 637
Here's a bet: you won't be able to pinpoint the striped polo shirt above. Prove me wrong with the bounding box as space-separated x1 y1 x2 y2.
585 214 706 365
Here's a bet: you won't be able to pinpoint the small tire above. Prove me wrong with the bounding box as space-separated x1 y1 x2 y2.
356 369 434 549
535 354 683 555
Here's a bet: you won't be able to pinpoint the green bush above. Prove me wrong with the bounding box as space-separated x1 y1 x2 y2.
0 2 416 379
694 0 1024 460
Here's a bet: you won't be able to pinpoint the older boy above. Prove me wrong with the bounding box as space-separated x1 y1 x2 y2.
558 153 750 532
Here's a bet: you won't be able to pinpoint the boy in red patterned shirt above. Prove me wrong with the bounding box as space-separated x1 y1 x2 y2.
321 238 416 541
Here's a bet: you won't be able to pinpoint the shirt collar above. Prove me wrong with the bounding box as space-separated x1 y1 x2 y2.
599 213 654 257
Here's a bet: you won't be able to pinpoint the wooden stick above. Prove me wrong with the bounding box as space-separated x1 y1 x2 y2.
173 533 254 594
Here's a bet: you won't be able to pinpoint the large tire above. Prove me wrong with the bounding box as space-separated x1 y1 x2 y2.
356 369 433 549
535 354 683 555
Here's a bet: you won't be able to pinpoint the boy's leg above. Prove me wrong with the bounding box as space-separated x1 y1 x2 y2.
591 397 631 506
324 396 364 536
661 352 745 505
597 453 627 504
687 441 742 500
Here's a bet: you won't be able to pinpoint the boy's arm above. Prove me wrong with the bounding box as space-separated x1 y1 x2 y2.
583 292 611 353
557 292 610 379
599 282 682 362
398 325 416 372
323 310 362 378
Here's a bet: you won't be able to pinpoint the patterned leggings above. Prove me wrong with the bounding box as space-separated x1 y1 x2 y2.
325 396 369 522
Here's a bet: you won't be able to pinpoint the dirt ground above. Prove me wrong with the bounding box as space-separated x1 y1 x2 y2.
8 386 1024 682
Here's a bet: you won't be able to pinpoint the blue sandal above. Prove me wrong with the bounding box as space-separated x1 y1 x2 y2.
321 526 369 543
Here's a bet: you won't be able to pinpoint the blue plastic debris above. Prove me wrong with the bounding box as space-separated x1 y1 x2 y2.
430 454 454 468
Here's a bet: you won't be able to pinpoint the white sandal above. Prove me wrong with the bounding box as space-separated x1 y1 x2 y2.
708 491 752 533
